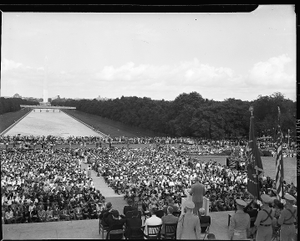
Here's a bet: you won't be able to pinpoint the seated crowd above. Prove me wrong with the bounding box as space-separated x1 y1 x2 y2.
1 135 297 226
99 197 213 239
88 145 296 213
1 147 106 224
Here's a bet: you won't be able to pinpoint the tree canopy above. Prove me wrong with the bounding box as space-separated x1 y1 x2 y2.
50 92 296 140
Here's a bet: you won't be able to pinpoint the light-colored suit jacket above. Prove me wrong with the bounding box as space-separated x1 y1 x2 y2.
176 212 201 239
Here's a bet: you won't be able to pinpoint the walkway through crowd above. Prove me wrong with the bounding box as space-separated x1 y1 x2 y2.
80 161 127 214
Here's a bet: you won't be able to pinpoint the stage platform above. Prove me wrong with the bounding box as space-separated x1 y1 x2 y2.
2 210 234 240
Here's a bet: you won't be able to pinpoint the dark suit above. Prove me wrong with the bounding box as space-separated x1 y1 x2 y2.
123 205 137 216
124 216 143 238
199 215 211 233
106 216 126 239
161 214 179 234
190 181 206 215
99 209 113 226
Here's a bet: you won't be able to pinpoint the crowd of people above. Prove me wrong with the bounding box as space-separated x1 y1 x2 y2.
2 134 297 227
88 144 297 213
1 134 296 157
2 147 106 224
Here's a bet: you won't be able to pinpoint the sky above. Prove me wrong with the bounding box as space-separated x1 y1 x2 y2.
1 5 296 102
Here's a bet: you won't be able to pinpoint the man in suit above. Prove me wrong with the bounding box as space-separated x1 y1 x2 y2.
161 206 179 235
189 177 206 215
99 202 113 227
106 210 126 239
123 198 137 216
124 208 143 239
163 197 179 215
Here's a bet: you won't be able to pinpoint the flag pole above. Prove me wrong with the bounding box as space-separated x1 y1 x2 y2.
249 106 260 198
246 105 265 200
275 106 284 200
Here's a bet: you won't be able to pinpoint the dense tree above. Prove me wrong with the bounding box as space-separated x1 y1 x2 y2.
50 92 296 140
0 97 39 115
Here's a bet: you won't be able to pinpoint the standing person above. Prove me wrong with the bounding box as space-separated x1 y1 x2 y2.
176 201 201 240
254 194 274 241
189 176 206 215
277 193 297 241
228 199 250 240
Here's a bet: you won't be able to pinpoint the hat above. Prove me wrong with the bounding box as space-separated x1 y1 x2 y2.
235 199 247 207
185 200 195 209
261 194 272 203
284 193 296 202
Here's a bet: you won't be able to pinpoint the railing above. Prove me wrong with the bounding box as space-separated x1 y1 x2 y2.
20 105 76 109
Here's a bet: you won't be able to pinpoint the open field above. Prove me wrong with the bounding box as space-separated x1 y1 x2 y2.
192 155 297 185
0 108 31 133
63 109 164 137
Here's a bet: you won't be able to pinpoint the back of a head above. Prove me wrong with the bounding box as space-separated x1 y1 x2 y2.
207 233 216 240
112 209 119 218
106 202 112 209
199 208 205 216
168 196 174 204
167 206 174 214
127 198 133 206
151 206 158 215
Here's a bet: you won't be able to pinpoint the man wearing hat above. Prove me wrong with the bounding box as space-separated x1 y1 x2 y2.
277 193 297 241
254 194 274 241
176 200 201 239
228 199 250 240
189 176 206 216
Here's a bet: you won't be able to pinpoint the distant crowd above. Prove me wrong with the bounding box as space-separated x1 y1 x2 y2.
2 135 297 224
0 134 295 157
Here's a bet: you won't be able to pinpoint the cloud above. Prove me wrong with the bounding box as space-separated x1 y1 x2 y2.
95 58 235 87
248 54 294 87
2 58 23 71
1 56 296 101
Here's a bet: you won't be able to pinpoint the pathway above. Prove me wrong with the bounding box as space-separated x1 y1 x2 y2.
80 161 127 214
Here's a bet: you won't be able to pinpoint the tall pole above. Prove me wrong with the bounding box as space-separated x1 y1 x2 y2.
287 129 290 156
43 56 48 103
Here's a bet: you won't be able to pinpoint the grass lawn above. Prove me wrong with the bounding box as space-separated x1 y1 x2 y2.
0 108 32 134
63 110 165 138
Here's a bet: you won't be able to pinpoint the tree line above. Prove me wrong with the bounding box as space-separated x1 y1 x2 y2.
0 97 39 115
51 92 296 140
